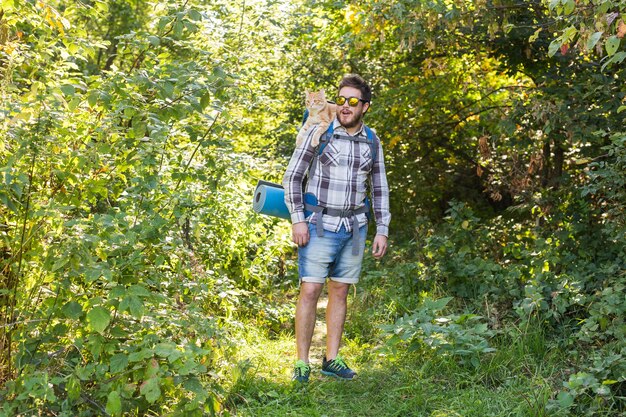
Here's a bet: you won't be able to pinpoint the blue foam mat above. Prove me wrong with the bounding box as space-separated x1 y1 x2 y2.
252 180 315 221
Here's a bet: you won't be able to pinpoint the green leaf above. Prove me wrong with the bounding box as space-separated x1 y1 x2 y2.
605 36 620 56
187 9 203 21
66 376 81 401
105 390 122 416
200 92 211 109
129 348 152 363
128 295 144 319
174 21 184 37
128 284 151 297
563 26 577 41
68 97 81 111
548 0 560 11
154 342 176 357
60 84 76 96
110 353 129 373
424 297 453 312
140 377 161 403
0 192 18 213
1 0 16 10
548 39 561 57
87 334 104 359
87 91 99 107
148 35 160 47
587 32 603 50
601 51 626 70
557 391 574 408
529 28 542 43
51 256 70 271
145 358 160 378
182 377 204 395
87 306 111 334
62 301 83 319
563 0 575 15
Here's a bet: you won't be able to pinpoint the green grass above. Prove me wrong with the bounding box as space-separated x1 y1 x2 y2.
223 318 570 417
219 260 624 417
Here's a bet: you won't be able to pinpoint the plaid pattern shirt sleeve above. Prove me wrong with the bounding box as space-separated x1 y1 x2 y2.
283 120 391 236
370 134 391 236
282 125 320 224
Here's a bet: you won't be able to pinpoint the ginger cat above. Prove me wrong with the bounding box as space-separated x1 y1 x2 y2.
295 89 336 147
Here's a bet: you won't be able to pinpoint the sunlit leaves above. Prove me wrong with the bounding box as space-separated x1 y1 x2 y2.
86 306 111 334
1 1 295 414
587 31 604 50
543 0 626 66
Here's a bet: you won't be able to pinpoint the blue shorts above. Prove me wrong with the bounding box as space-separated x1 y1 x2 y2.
298 223 367 285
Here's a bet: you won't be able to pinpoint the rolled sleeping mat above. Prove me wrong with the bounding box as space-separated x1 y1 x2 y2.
253 180 290 219
253 180 316 220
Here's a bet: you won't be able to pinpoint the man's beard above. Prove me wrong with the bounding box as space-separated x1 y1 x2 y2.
338 111 362 129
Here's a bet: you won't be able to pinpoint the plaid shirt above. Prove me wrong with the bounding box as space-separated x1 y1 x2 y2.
282 119 391 236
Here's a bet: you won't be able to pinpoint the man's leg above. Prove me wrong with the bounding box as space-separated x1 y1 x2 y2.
296 282 324 363
325 280 350 360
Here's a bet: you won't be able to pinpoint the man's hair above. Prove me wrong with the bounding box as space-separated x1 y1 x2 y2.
338 74 371 103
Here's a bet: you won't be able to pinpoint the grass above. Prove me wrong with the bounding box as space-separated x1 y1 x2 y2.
218 254 625 417
222 295 573 417
225 332 563 416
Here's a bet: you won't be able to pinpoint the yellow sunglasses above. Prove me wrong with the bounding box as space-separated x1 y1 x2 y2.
334 96 367 107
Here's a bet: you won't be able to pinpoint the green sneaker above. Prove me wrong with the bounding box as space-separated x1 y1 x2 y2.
321 355 357 380
292 360 311 383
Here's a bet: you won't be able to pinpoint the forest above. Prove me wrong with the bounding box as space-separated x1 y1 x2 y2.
0 0 625 416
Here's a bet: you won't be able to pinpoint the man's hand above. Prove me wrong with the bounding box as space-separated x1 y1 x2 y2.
372 234 388 259
292 222 310 247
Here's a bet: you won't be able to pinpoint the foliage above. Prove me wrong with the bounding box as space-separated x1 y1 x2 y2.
0 0 294 414
1 0 625 415
382 296 495 368
399 200 625 411
543 0 626 68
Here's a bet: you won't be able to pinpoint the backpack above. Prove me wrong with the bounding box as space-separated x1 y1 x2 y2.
252 110 378 228
298 110 378 254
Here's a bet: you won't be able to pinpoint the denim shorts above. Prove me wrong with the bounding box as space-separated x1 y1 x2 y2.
298 223 367 284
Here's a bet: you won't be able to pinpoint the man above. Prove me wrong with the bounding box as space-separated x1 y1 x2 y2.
282 74 391 382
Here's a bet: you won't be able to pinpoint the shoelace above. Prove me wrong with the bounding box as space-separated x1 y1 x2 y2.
294 361 310 376
328 356 348 370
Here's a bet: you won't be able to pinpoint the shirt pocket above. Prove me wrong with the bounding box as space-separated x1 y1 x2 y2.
319 142 340 167
358 143 373 171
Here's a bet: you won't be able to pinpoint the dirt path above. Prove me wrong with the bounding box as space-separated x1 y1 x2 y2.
310 293 328 359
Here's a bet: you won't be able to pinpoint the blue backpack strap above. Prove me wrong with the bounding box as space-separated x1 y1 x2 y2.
318 123 334 155
364 125 378 163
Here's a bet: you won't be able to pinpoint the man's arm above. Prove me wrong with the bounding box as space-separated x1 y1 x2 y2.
282 126 320 245
370 135 391 258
